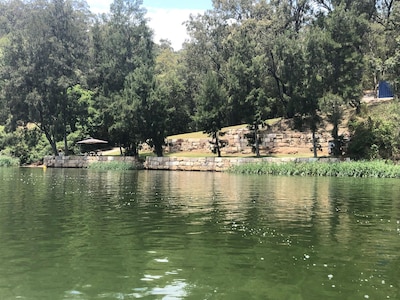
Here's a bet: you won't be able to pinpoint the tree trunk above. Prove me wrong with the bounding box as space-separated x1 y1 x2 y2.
312 129 318 158
63 128 68 156
43 129 58 156
215 133 221 157
254 125 260 157
332 121 340 156
154 141 164 157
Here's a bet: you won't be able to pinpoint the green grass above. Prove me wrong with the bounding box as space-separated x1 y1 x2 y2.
0 155 20 167
229 160 400 178
168 119 281 140
88 161 143 171
101 148 121 156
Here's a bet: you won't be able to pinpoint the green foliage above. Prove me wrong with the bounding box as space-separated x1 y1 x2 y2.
229 160 400 178
0 125 49 165
347 101 400 159
120 63 168 157
0 155 19 167
195 72 227 135
1 0 90 155
155 45 192 135
194 71 227 157
88 0 155 155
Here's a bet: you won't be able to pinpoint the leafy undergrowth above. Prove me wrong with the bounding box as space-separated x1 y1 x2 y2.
0 155 20 167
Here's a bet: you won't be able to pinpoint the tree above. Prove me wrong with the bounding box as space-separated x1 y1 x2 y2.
154 42 191 136
122 64 169 157
1 0 90 155
320 93 346 155
183 9 232 123
195 71 227 157
224 20 273 156
88 0 155 150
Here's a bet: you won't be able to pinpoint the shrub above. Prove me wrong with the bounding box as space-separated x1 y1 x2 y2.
0 155 20 167
347 101 400 160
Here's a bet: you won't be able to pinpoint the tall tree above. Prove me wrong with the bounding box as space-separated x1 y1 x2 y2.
183 9 232 124
224 18 274 156
154 42 191 135
122 64 168 157
1 0 90 155
195 71 227 157
88 0 155 150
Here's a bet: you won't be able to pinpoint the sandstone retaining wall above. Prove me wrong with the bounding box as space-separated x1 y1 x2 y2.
44 155 346 171
44 155 139 168
165 128 333 156
144 156 346 172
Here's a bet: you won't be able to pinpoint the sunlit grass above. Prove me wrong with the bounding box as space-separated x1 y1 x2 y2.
100 148 121 156
168 119 281 140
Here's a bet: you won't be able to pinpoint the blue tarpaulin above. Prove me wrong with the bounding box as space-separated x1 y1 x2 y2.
378 81 394 98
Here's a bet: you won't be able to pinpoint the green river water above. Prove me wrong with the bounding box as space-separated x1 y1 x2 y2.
0 167 399 300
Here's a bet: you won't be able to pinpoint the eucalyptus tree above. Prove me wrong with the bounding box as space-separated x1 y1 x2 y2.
0 0 90 155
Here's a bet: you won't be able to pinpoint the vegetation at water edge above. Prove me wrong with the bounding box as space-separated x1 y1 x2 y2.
0 155 20 167
229 160 400 178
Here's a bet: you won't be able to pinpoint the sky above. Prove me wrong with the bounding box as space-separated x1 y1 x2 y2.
87 0 213 50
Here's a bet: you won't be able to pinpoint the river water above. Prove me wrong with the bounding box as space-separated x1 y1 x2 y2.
0 167 399 300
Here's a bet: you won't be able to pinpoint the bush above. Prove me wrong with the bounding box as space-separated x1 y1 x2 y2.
0 125 51 165
347 101 400 160
0 155 20 167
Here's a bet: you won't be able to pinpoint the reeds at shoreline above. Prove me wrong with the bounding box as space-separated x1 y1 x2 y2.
229 160 400 178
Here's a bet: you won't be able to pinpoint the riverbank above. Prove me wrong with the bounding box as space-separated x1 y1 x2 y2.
27 155 400 178
229 159 400 178
143 156 346 172
43 155 346 171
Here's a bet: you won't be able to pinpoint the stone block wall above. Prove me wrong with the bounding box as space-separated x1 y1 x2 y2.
43 155 347 171
165 128 332 156
44 155 139 168
144 156 345 172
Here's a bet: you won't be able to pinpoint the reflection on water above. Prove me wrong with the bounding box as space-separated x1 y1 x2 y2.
0 168 399 299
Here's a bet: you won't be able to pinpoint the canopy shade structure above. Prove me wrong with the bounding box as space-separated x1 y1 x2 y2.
76 137 108 145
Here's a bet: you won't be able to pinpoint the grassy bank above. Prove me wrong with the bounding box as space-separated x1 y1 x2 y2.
88 161 143 171
229 160 400 178
0 155 20 167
